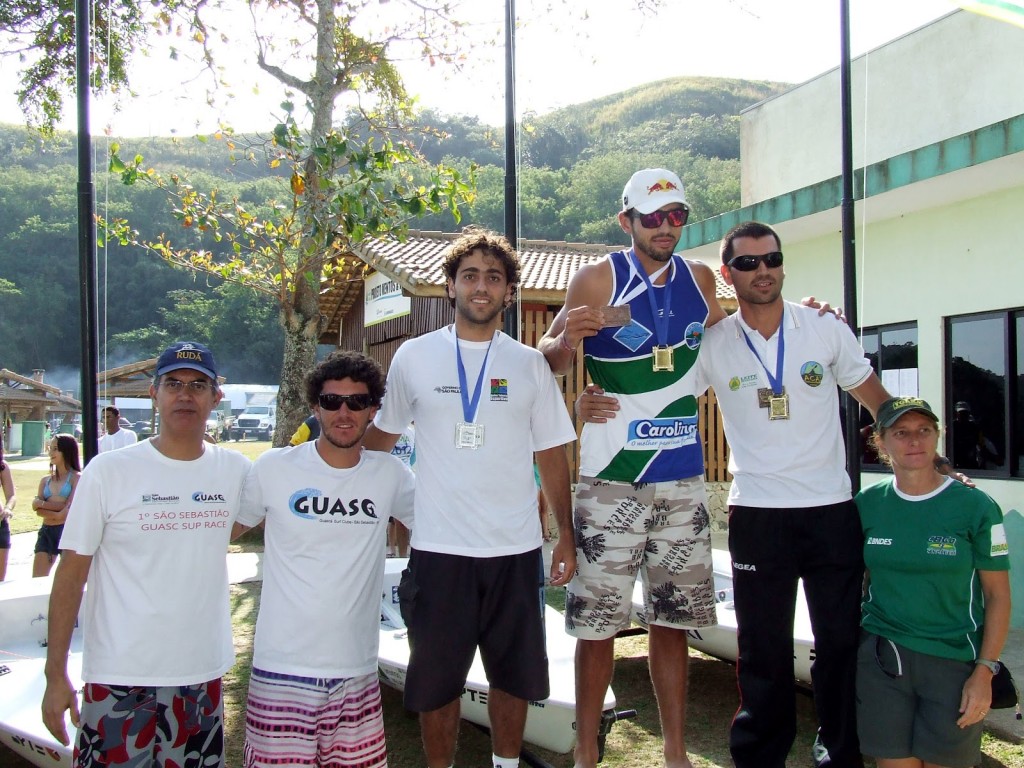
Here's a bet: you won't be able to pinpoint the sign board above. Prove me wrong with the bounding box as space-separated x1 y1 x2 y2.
364 271 410 327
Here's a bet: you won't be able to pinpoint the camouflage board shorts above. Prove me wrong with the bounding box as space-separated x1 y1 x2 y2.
565 475 715 639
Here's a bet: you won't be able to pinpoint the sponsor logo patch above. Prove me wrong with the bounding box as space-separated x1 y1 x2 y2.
729 373 759 391
683 321 704 350
990 523 1009 557
926 536 957 556
289 488 378 521
490 378 508 402
625 416 698 450
142 493 180 504
613 320 653 353
866 536 892 546
800 361 824 387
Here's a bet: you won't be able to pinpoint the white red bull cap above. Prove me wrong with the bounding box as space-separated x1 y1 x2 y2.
621 168 688 214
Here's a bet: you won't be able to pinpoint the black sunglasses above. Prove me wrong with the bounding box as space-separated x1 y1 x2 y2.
318 393 375 412
634 207 689 229
727 251 784 271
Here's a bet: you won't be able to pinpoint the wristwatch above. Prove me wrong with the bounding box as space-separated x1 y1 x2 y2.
975 658 1002 675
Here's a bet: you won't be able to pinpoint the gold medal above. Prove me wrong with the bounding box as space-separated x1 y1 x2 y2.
768 393 790 420
758 386 786 408
652 345 674 372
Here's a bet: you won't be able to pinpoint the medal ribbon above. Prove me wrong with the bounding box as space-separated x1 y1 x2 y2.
456 332 494 423
629 250 674 350
743 323 785 395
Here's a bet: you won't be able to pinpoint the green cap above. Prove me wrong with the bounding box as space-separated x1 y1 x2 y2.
875 397 938 430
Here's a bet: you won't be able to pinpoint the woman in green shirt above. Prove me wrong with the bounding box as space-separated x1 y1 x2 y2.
855 397 1010 768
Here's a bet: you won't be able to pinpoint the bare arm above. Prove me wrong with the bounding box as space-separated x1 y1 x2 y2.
539 261 612 375
846 371 891 418
534 444 575 586
956 568 1010 727
33 476 66 523
42 550 92 745
0 466 15 521
362 424 402 453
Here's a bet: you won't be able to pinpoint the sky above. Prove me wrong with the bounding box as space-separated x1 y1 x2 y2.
0 0 960 137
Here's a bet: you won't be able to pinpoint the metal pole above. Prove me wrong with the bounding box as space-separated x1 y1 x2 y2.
839 0 861 492
76 0 100 463
502 0 520 340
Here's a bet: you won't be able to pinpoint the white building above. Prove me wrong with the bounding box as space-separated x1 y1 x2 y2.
677 10 1024 621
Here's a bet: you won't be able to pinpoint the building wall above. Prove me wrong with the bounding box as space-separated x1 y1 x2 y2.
778 182 1024 514
741 11 1024 204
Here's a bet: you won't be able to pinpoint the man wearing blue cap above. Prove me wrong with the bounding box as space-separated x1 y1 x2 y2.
42 341 252 768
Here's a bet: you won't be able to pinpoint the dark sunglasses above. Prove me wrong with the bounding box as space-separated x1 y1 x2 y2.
634 207 689 229
318 393 375 412
727 251 784 271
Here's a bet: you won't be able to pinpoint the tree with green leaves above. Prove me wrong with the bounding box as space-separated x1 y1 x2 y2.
8 0 479 443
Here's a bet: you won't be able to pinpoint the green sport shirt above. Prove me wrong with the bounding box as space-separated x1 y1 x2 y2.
857 477 1010 662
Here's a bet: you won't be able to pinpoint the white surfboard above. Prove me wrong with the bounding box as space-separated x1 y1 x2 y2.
631 548 816 683
378 558 618 755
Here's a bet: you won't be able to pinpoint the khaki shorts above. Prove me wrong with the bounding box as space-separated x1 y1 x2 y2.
566 475 715 639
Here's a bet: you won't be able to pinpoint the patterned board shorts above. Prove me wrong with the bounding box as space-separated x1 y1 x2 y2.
75 680 223 768
243 668 387 768
565 475 716 640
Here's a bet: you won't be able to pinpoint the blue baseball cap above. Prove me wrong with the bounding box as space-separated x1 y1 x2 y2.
156 341 218 381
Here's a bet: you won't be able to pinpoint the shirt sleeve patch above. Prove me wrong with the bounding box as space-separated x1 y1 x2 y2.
990 523 1009 557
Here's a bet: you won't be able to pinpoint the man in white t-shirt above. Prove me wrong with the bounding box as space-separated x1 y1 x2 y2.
364 228 577 768
233 350 414 768
41 341 251 768
98 406 137 452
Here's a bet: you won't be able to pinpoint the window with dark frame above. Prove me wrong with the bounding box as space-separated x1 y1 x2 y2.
860 323 919 471
945 310 1023 477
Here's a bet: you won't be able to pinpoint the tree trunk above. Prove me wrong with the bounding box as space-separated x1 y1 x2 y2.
273 287 321 447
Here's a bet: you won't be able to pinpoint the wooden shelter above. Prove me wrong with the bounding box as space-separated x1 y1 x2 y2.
0 369 81 425
319 231 735 482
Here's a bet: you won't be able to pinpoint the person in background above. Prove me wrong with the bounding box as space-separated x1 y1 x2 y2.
388 425 415 557
31 434 81 578
233 350 414 768
289 413 321 445
0 440 17 580
98 406 137 452
857 397 1010 768
41 341 251 767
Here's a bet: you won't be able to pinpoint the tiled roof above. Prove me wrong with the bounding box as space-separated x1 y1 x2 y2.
350 230 737 304
320 230 737 341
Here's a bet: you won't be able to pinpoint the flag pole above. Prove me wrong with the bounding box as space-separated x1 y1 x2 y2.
839 0 861 492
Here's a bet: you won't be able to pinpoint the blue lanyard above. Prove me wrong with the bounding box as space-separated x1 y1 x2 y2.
629 250 674 348
743 322 785 395
456 333 493 423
